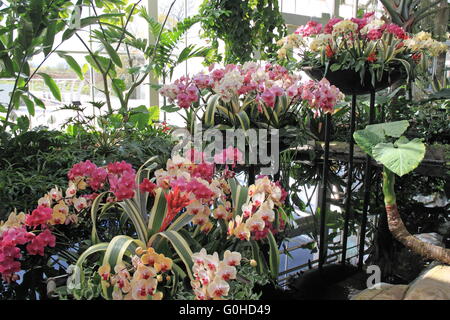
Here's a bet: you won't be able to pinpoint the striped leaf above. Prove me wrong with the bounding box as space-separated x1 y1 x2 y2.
228 178 249 218
152 230 194 280
235 111 251 130
90 192 112 244
72 242 109 289
101 236 145 299
267 230 280 280
204 94 220 127
119 199 148 243
167 212 193 231
275 95 288 115
148 188 168 236
134 156 159 217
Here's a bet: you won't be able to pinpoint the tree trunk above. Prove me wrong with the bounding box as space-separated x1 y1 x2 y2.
383 168 450 264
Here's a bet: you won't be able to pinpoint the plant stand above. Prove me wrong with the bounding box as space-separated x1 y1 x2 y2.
306 67 402 270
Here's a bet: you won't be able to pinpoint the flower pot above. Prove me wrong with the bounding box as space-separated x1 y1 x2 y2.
304 67 403 95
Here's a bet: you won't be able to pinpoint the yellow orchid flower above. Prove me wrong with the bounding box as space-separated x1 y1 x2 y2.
50 201 69 225
213 204 227 220
200 220 213 233
154 255 172 273
98 264 111 281
0 211 26 234
152 291 163 300
141 251 158 266
233 223 250 241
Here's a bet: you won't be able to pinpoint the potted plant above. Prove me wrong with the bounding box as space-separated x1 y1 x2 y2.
159 62 344 148
277 13 448 94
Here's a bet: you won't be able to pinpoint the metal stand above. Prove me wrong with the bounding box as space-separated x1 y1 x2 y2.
358 90 376 269
341 94 357 264
318 113 332 270
248 164 255 185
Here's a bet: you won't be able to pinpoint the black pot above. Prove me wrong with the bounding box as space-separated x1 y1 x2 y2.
304 67 403 95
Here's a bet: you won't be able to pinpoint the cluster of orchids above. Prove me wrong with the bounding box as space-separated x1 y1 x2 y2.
277 12 448 82
160 62 344 115
152 150 287 239
228 176 287 241
0 148 286 290
0 159 143 282
190 248 243 300
98 247 172 300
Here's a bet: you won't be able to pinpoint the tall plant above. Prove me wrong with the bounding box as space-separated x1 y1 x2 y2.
198 0 286 64
78 0 211 117
140 8 212 83
0 0 126 132
354 120 450 264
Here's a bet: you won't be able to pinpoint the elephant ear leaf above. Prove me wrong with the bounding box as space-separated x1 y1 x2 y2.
366 120 410 139
372 137 425 177
354 120 410 157
353 129 383 157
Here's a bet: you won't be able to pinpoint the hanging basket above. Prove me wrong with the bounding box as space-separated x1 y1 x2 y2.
304 67 403 95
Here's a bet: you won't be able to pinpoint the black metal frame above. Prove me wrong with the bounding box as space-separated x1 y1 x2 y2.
318 90 377 270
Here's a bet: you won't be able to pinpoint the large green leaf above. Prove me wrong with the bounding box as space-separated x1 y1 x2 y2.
38 73 61 101
21 95 35 116
85 54 116 77
204 94 220 127
71 242 109 290
90 192 112 244
134 156 158 214
151 230 194 280
250 241 267 275
119 199 148 243
372 137 426 177
29 0 44 33
101 39 122 68
57 53 84 80
43 21 56 56
148 188 168 236
365 120 410 139
353 129 383 157
235 111 251 130
228 178 249 218
62 13 125 41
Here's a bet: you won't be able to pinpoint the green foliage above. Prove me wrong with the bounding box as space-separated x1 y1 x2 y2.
61 264 103 300
227 264 270 300
354 120 426 177
198 0 286 64
140 8 211 82
0 0 120 131
0 125 174 219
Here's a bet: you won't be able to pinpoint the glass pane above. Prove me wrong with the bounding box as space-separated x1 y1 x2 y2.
26 54 91 129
